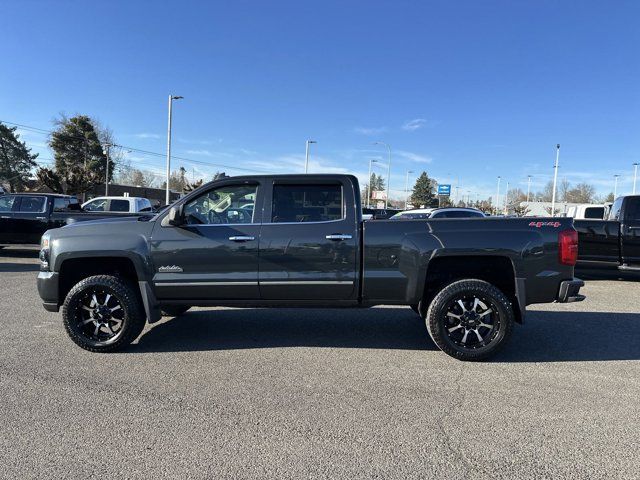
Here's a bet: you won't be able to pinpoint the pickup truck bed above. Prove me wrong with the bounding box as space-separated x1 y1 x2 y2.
36 174 584 361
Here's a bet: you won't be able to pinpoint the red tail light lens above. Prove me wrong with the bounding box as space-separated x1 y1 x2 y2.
559 229 578 266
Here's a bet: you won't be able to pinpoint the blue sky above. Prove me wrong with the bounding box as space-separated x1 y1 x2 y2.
1 0 638 200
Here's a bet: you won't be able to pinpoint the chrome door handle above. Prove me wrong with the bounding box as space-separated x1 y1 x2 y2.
36 217 47 220
0 216 9 219
228 235 255 242
326 234 353 241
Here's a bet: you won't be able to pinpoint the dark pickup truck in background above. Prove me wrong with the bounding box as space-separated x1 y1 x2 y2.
575 195 640 272
0 193 150 245
36 174 584 361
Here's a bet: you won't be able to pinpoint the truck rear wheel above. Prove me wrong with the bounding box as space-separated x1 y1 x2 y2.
62 275 146 353
425 279 514 361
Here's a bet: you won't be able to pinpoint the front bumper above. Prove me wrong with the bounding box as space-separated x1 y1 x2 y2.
37 271 60 312
556 278 585 303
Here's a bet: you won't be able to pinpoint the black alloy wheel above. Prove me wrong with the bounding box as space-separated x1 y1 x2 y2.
62 275 145 352
425 279 514 361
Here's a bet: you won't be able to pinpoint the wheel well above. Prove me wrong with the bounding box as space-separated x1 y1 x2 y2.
58 257 139 305
422 256 522 323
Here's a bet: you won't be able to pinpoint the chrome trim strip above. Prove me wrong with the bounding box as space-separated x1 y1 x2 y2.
260 280 354 285
154 280 354 286
155 281 258 286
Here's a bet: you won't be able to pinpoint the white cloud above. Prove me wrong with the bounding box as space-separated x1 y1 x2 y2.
354 126 388 136
186 149 213 156
133 133 161 139
402 118 427 131
395 150 432 163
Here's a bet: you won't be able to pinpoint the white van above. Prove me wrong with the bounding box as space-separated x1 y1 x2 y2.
565 204 606 220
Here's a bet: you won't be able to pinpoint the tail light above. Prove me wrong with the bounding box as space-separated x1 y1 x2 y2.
559 229 578 266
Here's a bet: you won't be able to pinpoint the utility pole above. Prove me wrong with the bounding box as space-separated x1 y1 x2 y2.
633 163 639 195
103 143 112 196
367 159 378 208
526 175 532 203
614 174 620 199
404 170 414 209
373 142 391 208
166 95 183 205
551 144 560 216
504 181 509 215
304 140 317 173
495 176 501 215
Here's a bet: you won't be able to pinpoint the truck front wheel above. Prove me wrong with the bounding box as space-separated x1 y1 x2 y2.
425 279 514 361
62 275 146 353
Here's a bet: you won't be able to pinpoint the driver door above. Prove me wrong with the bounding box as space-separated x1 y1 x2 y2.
150 180 262 301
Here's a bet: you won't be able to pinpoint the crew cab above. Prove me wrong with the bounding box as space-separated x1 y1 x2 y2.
574 195 640 271
36 175 584 361
0 193 151 245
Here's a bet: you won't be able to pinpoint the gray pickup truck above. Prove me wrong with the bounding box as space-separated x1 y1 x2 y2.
37 174 584 361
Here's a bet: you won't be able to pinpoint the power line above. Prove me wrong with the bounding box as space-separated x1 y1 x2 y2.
0 119 275 175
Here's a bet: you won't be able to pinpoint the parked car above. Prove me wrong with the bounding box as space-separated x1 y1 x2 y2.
390 207 486 220
0 193 152 245
566 204 606 220
574 195 640 271
37 174 583 361
82 196 153 213
361 207 402 220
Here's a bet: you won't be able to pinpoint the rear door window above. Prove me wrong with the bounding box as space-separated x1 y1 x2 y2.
584 207 605 219
53 197 70 211
18 196 47 213
0 195 17 212
109 199 130 212
271 184 343 223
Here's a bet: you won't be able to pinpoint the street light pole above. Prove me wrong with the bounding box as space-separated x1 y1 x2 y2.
367 159 378 208
373 142 391 208
166 95 183 205
614 174 620 199
495 176 501 215
304 140 317 173
551 144 560 216
526 175 532 203
103 143 112 196
404 170 414 209
633 163 639 195
504 181 509 214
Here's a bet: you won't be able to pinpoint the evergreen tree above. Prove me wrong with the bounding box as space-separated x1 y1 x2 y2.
410 171 435 208
38 115 113 194
0 123 39 192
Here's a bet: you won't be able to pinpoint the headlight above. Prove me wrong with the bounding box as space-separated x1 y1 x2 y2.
39 232 51 271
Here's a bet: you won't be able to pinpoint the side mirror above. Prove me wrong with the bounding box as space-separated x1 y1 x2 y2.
167 205 184 226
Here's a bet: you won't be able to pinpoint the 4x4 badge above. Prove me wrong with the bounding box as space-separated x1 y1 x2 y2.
158 265 183 273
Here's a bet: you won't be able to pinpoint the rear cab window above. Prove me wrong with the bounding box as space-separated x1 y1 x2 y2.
624 197 640 222
609 198 624 221
18 196 47 213
584 207 605 219
109 199 130 212
271 184 343 223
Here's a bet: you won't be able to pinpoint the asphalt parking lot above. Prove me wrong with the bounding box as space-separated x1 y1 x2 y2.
1 246 639 479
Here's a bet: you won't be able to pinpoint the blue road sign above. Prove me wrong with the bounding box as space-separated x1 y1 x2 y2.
437 184 451 196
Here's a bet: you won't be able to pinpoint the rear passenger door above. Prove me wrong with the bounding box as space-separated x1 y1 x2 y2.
258 180 358 301
621 197 640 266
108 199 131 213
13 195 49 244
0 195 18 243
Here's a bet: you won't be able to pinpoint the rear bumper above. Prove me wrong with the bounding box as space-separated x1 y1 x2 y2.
556 278 585 303
37 271 60 312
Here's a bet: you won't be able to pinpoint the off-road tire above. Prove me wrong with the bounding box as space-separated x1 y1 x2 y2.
425 279 514 361
62 275 145 353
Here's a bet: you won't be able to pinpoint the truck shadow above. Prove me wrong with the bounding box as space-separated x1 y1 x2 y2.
575 267 640 282
495 310 640 363
133 307 435 352
132 308 640 362
0 262 40 272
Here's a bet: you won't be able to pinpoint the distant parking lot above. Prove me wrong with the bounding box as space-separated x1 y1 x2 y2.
1 246 639 479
